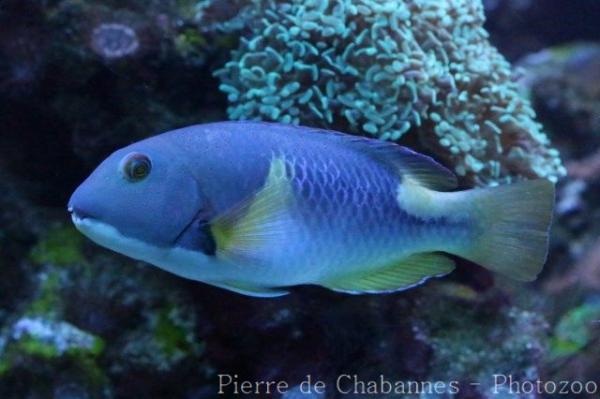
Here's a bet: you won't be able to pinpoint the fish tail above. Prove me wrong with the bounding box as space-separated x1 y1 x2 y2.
460 179 555 281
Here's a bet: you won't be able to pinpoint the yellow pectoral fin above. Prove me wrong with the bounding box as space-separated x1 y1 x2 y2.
322 253 455 294
210 157 295 264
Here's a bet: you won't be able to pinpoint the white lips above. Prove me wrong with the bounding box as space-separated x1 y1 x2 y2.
70 213 85 225
71 214 158 262
70 213 217 282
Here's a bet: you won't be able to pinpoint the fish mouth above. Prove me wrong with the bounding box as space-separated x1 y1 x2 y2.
67 206 97 226
66 207 125 254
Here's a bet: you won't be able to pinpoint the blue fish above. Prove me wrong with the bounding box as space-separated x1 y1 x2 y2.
68 122 555 297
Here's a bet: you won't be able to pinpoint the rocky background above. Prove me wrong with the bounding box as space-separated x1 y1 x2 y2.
0 0 599 398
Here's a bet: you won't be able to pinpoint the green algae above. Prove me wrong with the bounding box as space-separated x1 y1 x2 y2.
0 359 9 376
30 225 84 267
17 336 61 359
175 28 208 56
12 318 105 358
27 271 63 317
0 316 106 387
414 293 548 396
154 306 200 358
118 300 205 372
550 302 600 358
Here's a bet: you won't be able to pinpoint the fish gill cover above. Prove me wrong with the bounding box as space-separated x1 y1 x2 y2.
211 0 566 186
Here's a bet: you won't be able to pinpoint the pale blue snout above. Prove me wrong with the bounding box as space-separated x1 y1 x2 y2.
68 179 103 223
67 141 204 249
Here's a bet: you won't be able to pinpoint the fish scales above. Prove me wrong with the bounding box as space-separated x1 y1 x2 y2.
69 121 555 297
277 148 472 281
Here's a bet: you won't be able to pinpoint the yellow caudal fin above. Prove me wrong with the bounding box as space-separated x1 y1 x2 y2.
461 179 555 281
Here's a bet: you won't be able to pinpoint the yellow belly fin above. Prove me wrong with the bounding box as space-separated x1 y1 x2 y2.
321 253 455 294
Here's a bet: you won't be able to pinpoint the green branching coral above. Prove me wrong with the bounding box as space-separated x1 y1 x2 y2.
214 0 566 185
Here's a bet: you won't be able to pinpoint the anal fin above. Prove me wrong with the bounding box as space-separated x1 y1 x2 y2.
322 253 455 294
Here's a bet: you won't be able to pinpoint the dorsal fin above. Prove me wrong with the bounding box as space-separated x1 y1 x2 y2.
304 126 458 191
225 121 457 190
353 140 457 190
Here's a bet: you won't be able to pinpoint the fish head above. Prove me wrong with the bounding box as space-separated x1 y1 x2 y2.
68 136 206 257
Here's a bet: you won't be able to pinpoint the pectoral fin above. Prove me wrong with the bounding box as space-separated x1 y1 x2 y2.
210 157 295 264
322 253 455 294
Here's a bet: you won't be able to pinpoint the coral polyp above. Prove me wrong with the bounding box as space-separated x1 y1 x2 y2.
90 23 140 60
215 0 566 185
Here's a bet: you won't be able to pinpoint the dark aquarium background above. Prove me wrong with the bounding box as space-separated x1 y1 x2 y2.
1 0 600 398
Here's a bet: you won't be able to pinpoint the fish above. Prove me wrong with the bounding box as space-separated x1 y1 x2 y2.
68 121 555 297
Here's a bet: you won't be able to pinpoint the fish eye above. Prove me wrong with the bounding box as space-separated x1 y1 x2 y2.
120 152 152 182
